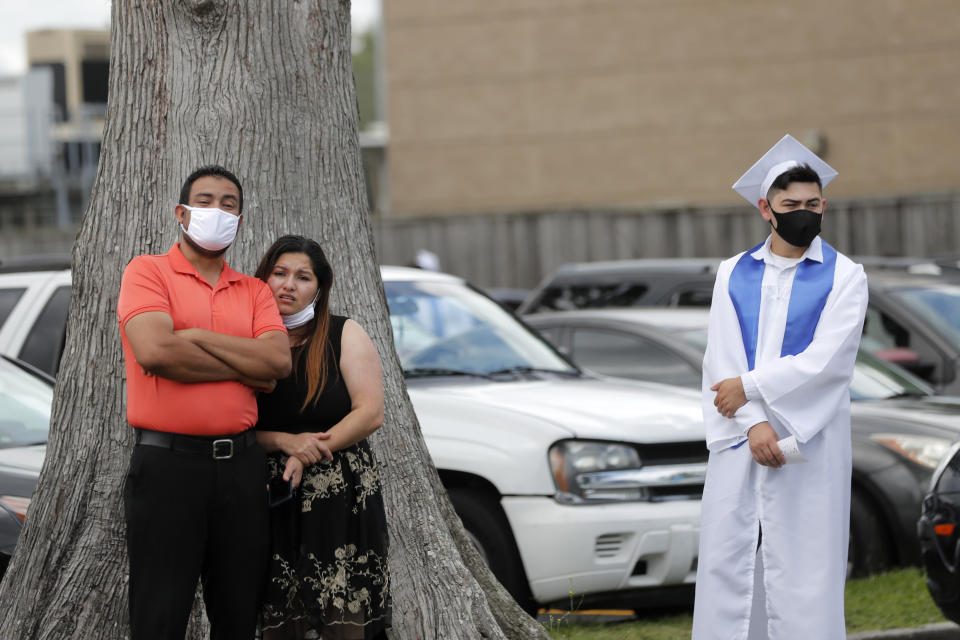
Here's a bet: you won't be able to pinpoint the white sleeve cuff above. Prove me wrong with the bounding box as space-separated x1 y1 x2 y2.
741 372 762 402
734 401 767 436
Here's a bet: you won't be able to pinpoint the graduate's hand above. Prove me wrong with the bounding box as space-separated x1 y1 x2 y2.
283 455 304 489
711 377 747 418
748 422 786 468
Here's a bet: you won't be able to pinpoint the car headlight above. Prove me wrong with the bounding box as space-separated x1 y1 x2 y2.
870 434 953 470
0 496 30 523
549 440 643 504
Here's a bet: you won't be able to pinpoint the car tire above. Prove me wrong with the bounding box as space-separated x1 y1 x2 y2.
849 487 893 578
447 487 536 614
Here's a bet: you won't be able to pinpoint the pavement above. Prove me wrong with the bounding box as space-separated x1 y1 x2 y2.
537 610 960 639
849 623 960 640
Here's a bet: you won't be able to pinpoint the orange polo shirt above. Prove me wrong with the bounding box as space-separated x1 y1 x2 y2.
117 243 286 435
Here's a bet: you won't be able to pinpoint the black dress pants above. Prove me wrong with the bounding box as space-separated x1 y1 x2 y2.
124 436 268 640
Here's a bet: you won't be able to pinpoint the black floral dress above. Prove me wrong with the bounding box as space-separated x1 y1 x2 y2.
256 315 391 639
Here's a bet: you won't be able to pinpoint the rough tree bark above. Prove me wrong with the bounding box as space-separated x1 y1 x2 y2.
0 2 548 639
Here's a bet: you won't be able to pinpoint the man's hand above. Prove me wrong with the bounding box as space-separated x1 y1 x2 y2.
171 327 291 381
173 328 200 343
284 432 334 465
711 377 747 418
283 456 304 489
748 422 785 468
176 329 277 391
239 376 277 393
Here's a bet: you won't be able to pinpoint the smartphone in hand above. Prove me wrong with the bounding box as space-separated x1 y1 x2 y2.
267 476 293 507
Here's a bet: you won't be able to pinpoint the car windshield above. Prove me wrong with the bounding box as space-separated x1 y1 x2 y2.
889 285 960 350
385 280 578 376
0 359 52 447
669 325 932 401
850 349 934 400
676 327 709 350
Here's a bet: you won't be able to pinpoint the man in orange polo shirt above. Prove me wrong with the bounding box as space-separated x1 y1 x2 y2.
117 165 291 640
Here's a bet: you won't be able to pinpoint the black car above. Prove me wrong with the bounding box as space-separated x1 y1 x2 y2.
526 307 960 576
919 441 960 623
0 355 53 576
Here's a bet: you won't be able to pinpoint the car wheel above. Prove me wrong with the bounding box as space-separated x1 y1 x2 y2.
448 487 536 614
848 488 893 578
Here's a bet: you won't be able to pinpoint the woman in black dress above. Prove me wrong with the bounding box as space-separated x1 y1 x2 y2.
253 235 391 640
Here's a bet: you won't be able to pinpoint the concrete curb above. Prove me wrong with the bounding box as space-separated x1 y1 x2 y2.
849 622 960 639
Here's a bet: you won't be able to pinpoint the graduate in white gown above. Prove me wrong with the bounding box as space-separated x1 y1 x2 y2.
691 135 868 640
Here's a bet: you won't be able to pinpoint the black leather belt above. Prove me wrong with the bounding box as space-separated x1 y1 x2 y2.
134 428 257 460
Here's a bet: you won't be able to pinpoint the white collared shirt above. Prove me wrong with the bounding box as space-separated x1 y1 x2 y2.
741 235 824 401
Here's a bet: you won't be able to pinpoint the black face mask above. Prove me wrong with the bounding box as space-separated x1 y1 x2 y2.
768 206 822 248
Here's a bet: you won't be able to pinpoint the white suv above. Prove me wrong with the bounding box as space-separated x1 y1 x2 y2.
0 256 71 377
0 262 706 611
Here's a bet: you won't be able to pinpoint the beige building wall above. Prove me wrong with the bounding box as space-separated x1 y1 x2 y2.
26 29 110 120
25 29 110 152
383 0 960 216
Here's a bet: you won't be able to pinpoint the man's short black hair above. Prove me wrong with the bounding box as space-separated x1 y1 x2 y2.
767 163 822 197
179 165 244 213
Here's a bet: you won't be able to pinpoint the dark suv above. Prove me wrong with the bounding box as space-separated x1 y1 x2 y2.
516 258 720 315
519 256 960 394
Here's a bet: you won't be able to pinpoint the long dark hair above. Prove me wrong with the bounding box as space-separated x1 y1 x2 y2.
255 235 335 411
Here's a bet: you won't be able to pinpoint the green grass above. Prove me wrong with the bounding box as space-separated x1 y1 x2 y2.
845 568 945 632
546 568 946 639
546 613 690 640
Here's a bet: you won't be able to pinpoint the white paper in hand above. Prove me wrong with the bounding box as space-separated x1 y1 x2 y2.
777 435 807 464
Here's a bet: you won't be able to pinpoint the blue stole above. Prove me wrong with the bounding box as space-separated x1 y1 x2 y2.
728 240 838 371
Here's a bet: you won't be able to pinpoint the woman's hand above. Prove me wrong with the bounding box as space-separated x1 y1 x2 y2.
283 432 333 465
283 455 304 489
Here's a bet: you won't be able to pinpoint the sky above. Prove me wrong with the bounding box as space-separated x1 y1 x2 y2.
0 0 380 75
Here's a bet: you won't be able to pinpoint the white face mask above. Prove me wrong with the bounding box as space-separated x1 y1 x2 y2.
282 291 320 329
180 205 240 252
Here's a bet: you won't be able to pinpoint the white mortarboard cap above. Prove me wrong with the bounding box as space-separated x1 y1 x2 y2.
732 134 838 209
414 249 440 272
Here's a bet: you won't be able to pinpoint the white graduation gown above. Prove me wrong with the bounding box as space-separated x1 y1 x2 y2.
692 236 868 640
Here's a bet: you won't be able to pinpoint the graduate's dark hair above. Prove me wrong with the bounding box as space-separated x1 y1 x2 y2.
179 165 244 213
767 163 822 198
255 235 335 411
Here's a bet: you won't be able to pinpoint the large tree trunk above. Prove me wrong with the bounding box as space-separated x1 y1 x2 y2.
0 2 547 638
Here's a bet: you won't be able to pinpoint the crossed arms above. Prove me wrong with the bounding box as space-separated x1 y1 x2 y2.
703 260 868 465
124 311 291 390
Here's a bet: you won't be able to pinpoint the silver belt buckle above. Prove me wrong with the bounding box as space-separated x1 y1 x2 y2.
212 439 234 460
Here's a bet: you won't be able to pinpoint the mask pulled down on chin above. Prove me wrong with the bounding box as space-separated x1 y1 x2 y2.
768 206 822 248
180 205 240 252
282 290 321 329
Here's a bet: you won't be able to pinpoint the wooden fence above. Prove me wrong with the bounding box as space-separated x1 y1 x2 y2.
3 192 958 289
373 192 960 289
